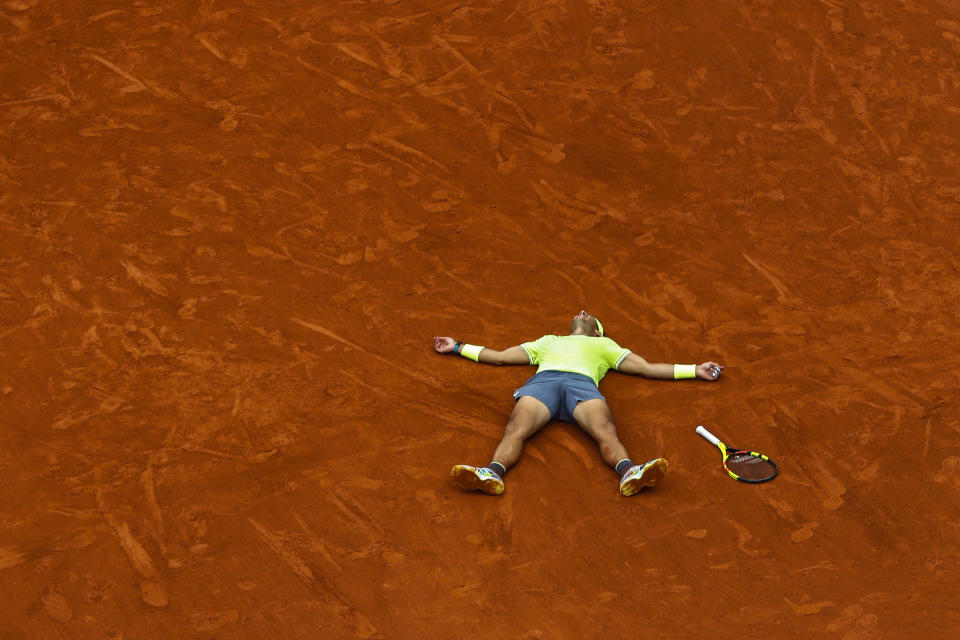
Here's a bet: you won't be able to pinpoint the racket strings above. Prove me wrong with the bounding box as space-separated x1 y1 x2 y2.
726 452 777 481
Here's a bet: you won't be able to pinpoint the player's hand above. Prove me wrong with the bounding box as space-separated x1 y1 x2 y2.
433 336 457 354
697 362 724 381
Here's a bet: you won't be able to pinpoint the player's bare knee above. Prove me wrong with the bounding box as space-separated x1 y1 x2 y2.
503 420 528 440
596 420 618 441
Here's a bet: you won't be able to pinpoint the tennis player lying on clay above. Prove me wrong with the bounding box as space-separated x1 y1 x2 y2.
433 310 723 496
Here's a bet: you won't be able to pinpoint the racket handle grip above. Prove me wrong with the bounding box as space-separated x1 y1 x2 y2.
696 425 721 446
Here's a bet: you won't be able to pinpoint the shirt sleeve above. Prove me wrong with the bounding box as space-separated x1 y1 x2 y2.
605 339 631 369
520 335 551 365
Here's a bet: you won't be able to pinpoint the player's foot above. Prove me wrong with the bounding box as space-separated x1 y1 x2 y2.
619 458 668 496
451 464 504 495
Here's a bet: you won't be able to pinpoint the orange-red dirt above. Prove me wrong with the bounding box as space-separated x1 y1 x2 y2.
2 1 960 638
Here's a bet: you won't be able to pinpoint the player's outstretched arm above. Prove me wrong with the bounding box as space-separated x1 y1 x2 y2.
433 336 529 365
618 353 724 381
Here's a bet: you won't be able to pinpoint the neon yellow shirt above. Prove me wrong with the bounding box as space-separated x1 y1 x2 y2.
520 335 631 386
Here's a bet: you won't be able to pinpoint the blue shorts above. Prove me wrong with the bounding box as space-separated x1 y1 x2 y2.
513 370 605 423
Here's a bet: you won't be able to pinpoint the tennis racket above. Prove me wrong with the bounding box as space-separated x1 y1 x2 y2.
696 425 778 483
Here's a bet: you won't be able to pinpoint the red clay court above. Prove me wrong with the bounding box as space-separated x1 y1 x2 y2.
2 1 960 638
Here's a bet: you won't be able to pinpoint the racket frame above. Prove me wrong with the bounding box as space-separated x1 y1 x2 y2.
696 425 778 484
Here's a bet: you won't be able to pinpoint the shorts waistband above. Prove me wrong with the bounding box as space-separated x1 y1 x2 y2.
529 370 596 384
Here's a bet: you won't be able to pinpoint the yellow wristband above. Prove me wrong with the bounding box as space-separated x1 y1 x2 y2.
460 344 484 362
674 364 697 379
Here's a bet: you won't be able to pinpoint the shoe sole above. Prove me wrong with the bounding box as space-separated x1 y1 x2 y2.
451 465 504 495
620 458 668 496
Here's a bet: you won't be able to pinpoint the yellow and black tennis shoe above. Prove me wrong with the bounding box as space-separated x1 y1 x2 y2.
451 464 504 495
619 458 668 496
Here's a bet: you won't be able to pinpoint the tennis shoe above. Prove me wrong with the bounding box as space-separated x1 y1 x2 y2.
451 464 504 496
619 458 668 496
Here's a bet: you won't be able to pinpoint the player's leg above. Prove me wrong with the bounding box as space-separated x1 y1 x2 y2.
490 395 552 469
572 398 667 496
452 396 551 495
570 398 630 467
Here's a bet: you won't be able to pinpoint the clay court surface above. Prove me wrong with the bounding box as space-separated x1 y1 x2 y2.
3 0 960 637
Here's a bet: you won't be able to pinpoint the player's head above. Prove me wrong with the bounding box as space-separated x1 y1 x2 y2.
570 310 604 337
